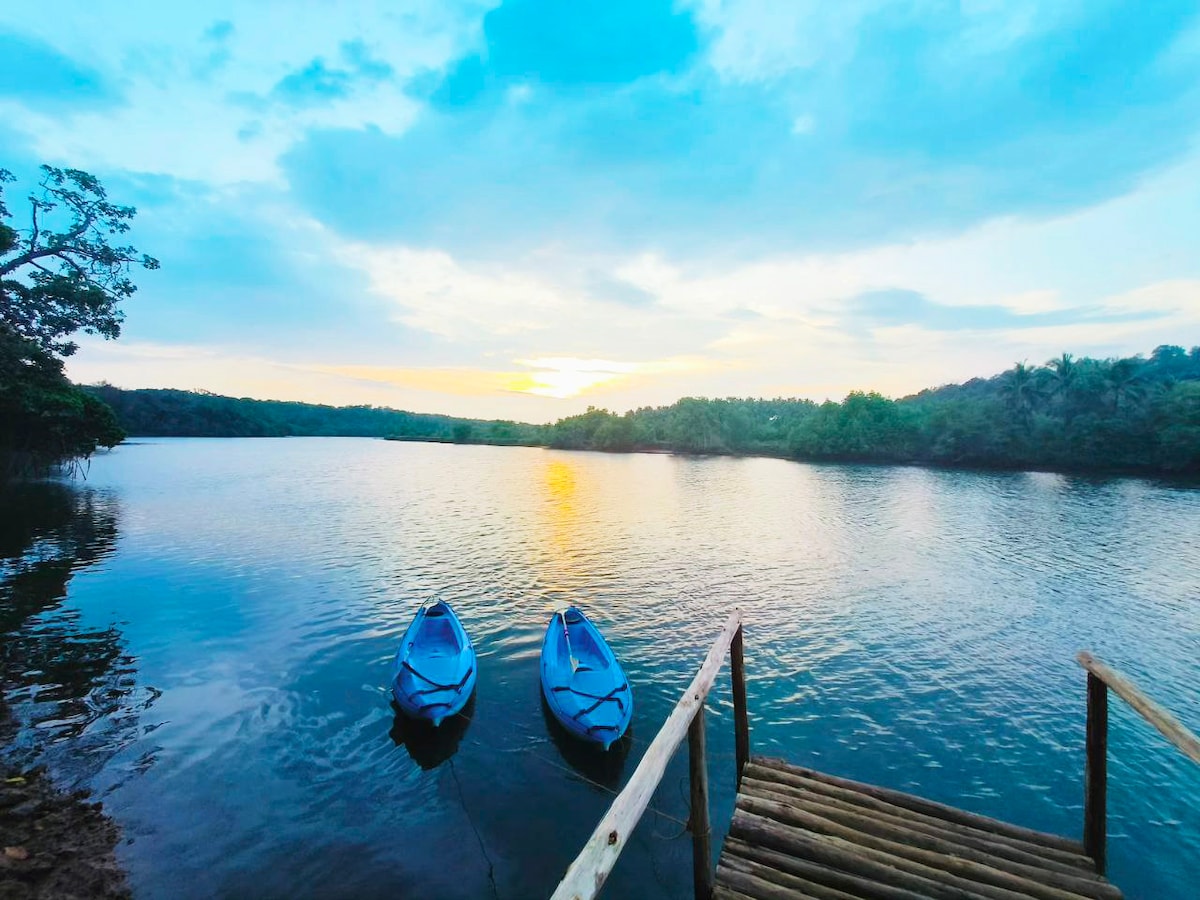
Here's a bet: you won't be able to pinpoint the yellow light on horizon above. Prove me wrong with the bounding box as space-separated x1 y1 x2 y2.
313 354 707 404
512 357 638 399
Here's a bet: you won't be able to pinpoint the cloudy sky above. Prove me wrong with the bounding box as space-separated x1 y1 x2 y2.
2 1 1199 422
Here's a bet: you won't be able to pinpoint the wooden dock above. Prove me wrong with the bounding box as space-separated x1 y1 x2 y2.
551 612 1199 900
716 756 1119 900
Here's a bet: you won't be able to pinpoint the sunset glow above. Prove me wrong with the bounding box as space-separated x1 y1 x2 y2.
512 359 638 399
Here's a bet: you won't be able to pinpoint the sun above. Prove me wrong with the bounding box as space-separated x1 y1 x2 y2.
511 358 638 399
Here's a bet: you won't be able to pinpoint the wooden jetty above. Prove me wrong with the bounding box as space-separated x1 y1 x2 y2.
552 611 1200 900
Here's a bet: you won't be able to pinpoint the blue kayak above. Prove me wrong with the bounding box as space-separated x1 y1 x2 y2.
391 600 476 727
541 607 632 750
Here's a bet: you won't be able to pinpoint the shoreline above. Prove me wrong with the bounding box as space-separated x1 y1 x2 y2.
378 435 1198 482
0 761 130 900
1 666 131 898
101 433 1200 482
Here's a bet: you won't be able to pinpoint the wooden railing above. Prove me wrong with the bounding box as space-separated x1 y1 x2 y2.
1077 651 1200 875
551 610 749 900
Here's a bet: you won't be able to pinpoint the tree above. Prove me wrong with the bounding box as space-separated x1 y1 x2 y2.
593 414 635 451
1046 352 1077 395
1001 361 1039 424
1 166 158 357
1154 382 1200 472
0 329 124 478
1104 356 1145 413
0 165 156 478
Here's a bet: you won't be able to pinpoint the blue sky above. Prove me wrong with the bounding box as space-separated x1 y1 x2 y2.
2 1 1199 420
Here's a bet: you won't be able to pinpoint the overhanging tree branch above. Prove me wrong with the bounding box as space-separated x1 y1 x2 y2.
0 164 157 357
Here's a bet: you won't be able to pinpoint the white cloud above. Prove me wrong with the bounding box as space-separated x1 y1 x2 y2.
790 114 816 136
1 2 482 184
20 0 1200 417
687 1 881 83
336 244 567 340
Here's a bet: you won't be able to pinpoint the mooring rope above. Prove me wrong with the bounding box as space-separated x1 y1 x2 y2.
447 757 501 900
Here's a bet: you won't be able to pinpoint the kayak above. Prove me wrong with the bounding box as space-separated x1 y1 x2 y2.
541 606 633 750
391 600 477 727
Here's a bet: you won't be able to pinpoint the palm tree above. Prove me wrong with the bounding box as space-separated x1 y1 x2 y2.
1105 357 1145 413
1001 361 1038 424
1047 353 1077 396
1044 352 1081 424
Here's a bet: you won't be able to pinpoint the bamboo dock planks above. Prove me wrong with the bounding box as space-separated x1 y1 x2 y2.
714 757 1123 900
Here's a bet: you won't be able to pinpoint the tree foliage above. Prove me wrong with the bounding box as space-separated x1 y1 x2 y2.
0 165 154 478
0 330 124 479
0 166 158 357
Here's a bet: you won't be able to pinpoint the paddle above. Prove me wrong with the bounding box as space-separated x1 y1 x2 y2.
560 608 580 673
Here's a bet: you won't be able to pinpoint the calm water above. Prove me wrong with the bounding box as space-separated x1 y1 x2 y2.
2 439 1198 899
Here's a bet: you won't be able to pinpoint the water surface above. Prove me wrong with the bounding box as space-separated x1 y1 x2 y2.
2 439 1197 898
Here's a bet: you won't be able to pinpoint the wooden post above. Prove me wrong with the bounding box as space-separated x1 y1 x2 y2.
1084 671 1108 875
689 703 712 900
731 622 750 787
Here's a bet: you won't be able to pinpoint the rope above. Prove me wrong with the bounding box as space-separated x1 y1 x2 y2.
550 682 630 721
523 745 693 832
396 702 691 833
401 659 474 694
447 757 501 900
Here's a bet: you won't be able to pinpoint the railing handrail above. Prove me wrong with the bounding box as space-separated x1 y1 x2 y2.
551 610 744 900
1077 651 1200 765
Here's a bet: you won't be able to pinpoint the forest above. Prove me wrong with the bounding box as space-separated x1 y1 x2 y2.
87 344 1200 475
545 346 1200 474
83 385 544 445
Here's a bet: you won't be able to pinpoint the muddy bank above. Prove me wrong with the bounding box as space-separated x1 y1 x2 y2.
0 696 130 900
0 761 129 900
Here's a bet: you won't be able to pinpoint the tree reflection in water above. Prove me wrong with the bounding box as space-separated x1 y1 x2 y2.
0 482 155 784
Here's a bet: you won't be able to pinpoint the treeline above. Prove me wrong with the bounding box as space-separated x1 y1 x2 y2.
85 344 1200 476
544 345 1200 474
82 385 543 444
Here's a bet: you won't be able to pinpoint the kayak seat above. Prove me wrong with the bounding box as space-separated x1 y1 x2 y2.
418 616 461 657
563 628 610 671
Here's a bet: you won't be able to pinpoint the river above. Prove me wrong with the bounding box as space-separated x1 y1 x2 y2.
1 438 1197 898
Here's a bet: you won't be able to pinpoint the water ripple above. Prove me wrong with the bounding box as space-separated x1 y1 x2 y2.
1 440 1197 899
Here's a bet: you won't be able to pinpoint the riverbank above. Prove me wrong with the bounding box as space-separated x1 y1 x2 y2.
380 433 1200 481
0 762 130 900
1 676 129 898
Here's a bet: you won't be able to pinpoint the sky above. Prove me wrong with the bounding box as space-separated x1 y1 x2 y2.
2 1 1199 422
